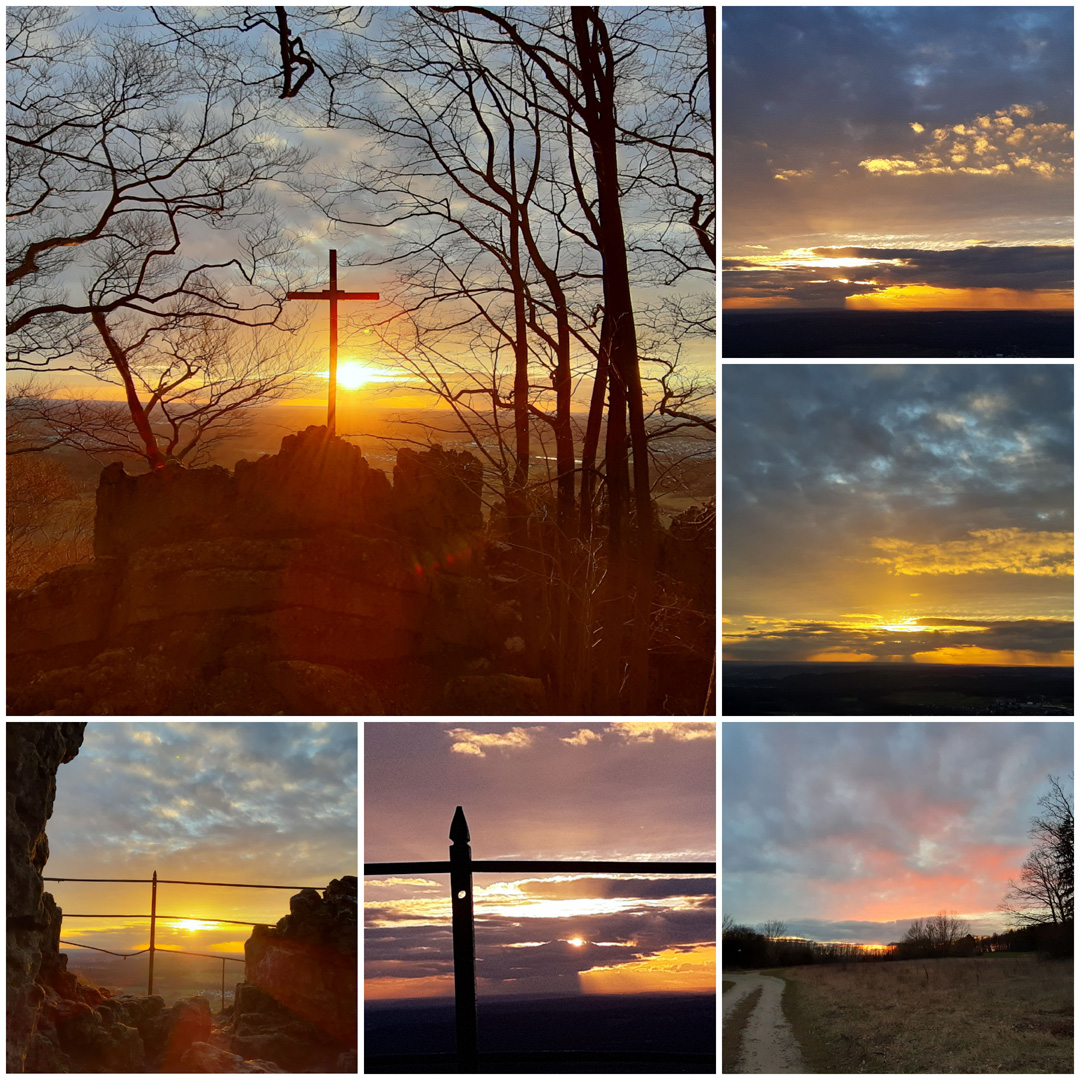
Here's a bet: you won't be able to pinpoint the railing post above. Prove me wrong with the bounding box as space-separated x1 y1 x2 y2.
221 958 226 1014
449 807 477 1071
147 870 157 995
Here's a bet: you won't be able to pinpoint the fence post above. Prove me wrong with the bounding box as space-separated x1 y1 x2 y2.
221 958 226 1014
147 870 157 995
449 807 477 1070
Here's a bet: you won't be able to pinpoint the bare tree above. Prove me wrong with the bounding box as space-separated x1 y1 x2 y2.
761 919 788 941
1000 776 1074 927
7 323 314 468
7 7 311 466
927 910 969 950
7 451 94 588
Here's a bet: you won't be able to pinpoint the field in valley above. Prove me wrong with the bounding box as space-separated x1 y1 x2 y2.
775 956 1073 1073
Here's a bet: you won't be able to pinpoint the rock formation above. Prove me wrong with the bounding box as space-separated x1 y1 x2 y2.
7 721 87 1072
6 724 359 1072
7 428 522 715
231 877 357 1072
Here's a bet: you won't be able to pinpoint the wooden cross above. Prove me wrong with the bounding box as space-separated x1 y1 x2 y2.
287 249 379 436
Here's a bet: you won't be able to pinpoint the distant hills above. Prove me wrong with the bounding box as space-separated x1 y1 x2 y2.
722 309 1073 358
722 661 1073 715
365 991 715 1058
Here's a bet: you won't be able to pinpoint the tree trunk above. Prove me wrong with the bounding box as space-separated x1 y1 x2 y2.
578 315 609 540
572 7 653 711
91 310 165 468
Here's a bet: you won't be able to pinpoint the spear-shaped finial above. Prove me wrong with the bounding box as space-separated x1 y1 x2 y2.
450 805 470 845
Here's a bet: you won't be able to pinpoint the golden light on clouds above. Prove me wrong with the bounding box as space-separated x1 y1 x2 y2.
804 649 878 663
911 646 1073 667
579 944 715 995
722 295 799 309
854 105 1072 179
869 528 1073 576
846 285 1073 310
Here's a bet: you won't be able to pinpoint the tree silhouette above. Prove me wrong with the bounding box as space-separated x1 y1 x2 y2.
1000 774 1074 927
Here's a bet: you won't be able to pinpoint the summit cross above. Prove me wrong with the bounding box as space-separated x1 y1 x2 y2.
286 249 379 436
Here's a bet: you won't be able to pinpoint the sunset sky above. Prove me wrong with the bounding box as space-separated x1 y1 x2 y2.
722 722 1073 944
722 6 1074 310
18 6 712 410
47 722 357 961
364 722 716 1000
722 364 1073 666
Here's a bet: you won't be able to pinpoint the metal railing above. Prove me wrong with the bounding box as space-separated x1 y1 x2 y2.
364 806 716 1072
44 871 325 1011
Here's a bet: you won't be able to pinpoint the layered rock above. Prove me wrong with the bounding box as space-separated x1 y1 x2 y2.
6 721 87 1072
180 1041 285 1073
232 877 358 1071
92 426 480 557
7 429 512 715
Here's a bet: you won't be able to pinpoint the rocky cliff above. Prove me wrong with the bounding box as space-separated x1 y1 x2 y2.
7 722 87 1071
7 427 530 715
231 877 357 1071
6 723 347 1073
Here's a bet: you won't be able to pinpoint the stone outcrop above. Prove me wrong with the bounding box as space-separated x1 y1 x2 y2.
148 995 212 1071
92 425 481 557
180 1041 285 1073
231 877 357 1072
7 721 87 1072
7 428 521 715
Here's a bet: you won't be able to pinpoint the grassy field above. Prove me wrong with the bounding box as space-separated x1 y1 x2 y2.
776 956 1072 1073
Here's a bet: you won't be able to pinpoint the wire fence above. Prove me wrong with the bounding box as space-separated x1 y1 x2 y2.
44 871 324 1011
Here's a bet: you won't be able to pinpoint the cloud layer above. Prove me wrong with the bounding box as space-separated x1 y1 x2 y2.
723 722 1073 943
723 244 1073 310
722 7 1074 307
722 364 1073 664
48 722 357 955
365 723 715 997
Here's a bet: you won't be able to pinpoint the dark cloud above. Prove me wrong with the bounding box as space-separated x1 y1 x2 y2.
722 365 1073 651
722 722 1074 942
722 7 1073 264
46 722 357 955
364 903 717 985
725 617 1073 664
820 244 1072 292
364 723 715 863
364 723 715 997
519 877 715 902
51 722 357 882
723 245 1073 308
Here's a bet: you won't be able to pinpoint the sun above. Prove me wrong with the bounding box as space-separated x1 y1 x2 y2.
173 919 217 933
880 617 929 633
567 936 586 948
332 359 404 390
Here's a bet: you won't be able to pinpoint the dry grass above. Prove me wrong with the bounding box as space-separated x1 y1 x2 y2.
722 986 762 1073
777 956 1072 1073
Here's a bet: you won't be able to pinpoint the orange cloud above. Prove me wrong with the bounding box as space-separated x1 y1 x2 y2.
579 944 715 995
365 975 454 1000
816 841 1034 923
911 646 1074 667
869 528 1073 576
722 295 799 309
804 649 878 662
846 285 1073 310
857 105 1072 179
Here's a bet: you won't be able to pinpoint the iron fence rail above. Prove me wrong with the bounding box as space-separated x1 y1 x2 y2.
364 807 717 1073
43 871 327 1008
365 859 715 874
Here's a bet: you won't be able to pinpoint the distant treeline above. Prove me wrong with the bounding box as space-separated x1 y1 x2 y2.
722 921 1072 969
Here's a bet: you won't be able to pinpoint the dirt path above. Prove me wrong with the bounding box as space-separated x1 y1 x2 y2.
722 972 804 1073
